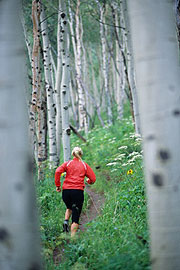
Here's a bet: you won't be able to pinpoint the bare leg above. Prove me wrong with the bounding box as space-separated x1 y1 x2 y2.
71 222 79 237
65 209 72 220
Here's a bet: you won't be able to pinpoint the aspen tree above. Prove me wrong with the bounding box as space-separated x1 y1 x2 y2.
60 0 71 162
37 84 47 181
89 50 105 127
111 3 135 126
55 0 62 163
30 0 41 161
128 1 180 269
70 79 78 128
99 1 113 125
40 4 58 167
0 0 41 268
112 3 125 120
75 0 88 133
122 0 141 134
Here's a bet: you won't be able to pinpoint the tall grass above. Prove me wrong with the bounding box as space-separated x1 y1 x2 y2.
35 115 150 269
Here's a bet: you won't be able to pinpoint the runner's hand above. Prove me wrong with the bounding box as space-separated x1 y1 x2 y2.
56 187 61 192
86 178 91 184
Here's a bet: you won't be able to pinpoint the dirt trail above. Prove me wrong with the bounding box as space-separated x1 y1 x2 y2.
53 186 105 264
79 185 105 231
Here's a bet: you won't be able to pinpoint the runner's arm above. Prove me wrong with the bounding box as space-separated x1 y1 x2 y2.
55 162 67 187
86 164 96 185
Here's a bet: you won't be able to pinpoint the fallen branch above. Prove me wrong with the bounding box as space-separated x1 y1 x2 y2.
70 124 87 142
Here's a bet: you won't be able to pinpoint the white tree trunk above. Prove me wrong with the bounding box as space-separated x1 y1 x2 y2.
37 84 47 181
60 0 71 162
99 3 113 125
128 1 180 269
75 0 88 134
70 79 78 127
113 4 125 120
40 5 58 167
122 0 141 134
29 0 41 162
55 0 62 163
0 0 41 269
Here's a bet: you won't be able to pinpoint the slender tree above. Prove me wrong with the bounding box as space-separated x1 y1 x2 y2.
60 0 71 162
0 0 41 268
128 1 180 269
40 3 58 167
29 0 41 161
75 0 88 133
37 83 47 181
55 0 62 163
122 0 141 134
98 1 113 125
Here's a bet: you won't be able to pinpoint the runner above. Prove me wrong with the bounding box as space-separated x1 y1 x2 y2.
55 147 96 237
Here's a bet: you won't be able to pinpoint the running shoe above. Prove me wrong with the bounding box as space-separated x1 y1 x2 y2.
63 221 69 233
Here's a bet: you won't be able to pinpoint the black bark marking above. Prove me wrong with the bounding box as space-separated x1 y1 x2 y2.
66 128 71 135
63 21 67 25
159 150 170 161
15 183 24 191
29 263 40 270
152 173 164 187
0 228 9 241
146 135 155 141
173 110 180 116
61 13 66 19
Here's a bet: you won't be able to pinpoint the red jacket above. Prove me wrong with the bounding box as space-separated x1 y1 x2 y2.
55 157 96 190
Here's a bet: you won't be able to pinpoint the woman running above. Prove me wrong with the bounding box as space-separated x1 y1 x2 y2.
55 147 96 237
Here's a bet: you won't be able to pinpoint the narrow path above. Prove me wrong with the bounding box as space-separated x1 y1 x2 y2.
79 185 105 231
53 186 105 265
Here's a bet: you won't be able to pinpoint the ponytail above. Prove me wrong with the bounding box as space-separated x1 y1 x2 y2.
72 147 83 160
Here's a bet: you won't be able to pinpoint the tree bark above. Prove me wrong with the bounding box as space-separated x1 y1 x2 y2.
60 0 71 162
29 0 41 161
0 0 41 268
55 0 62 164
128 1 180 269
75 0 88 134
99 2 113 125
37 84 47 181
40 4 58 167
122 0 141 134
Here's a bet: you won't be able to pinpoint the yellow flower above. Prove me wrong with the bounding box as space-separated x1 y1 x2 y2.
61 173 65 176
127 169 133 175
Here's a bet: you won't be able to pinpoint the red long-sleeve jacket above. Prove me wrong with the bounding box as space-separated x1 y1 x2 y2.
55 157 96 190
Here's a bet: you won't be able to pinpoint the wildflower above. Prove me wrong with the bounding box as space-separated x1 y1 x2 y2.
122 163 128 167
106 162 117 166
61 173 65 176
127 169 133 175
118 146 128 150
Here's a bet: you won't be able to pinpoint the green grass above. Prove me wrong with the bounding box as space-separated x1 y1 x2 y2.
35 114 150 270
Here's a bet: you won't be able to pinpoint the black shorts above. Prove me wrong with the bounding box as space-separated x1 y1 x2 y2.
62 189 84 224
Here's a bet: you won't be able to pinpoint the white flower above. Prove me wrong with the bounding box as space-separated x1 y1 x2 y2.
118 146 128 150
106 162 117 166
111 168 118 172
128 151 139 157
122 163 128 167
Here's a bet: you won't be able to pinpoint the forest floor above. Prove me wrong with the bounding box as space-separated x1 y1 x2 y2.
53 186 105 265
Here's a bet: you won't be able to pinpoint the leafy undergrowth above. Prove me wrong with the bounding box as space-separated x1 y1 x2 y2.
36 116 150 270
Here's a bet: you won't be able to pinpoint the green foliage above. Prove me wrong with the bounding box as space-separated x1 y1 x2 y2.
36 114 150 270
